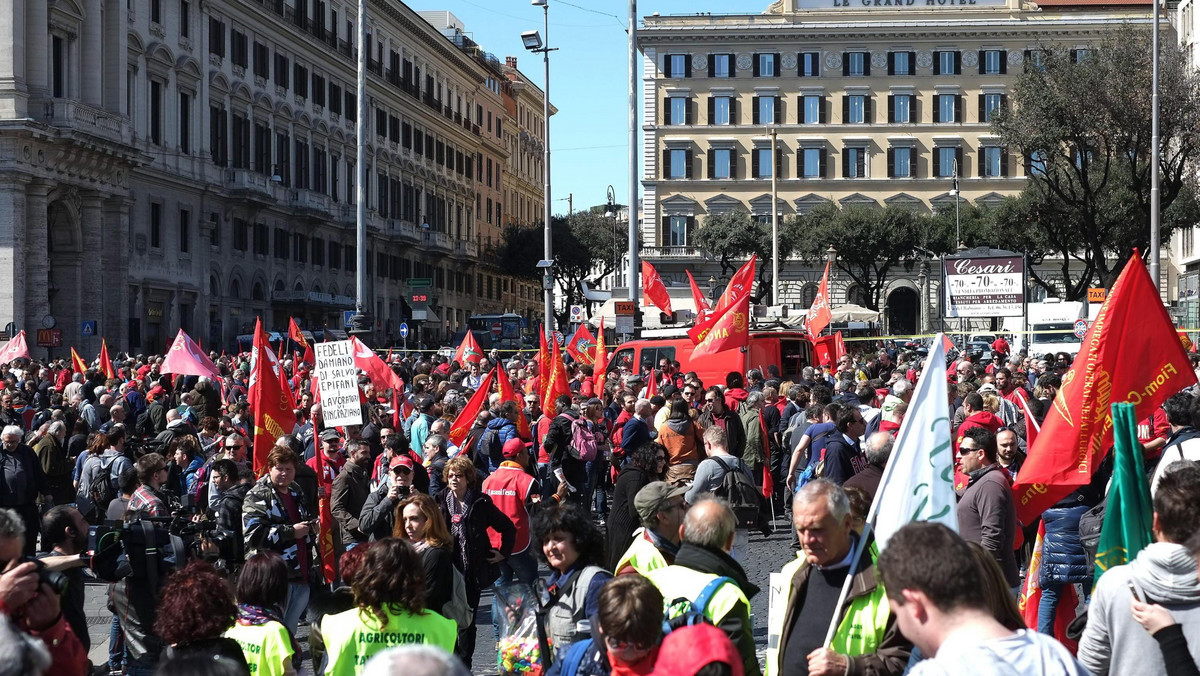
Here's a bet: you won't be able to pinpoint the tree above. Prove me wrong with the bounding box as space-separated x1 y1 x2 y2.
691 209 802 304
992 26 1200 293
794 204 935 311
492 211 628 328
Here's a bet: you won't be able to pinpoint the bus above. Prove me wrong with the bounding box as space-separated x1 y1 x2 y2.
452 313 527 351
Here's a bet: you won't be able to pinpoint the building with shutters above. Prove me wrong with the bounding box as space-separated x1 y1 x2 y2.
636 0 1150 333
0 0 543 358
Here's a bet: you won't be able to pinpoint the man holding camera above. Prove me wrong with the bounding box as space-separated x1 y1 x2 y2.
38 505 91 651
358 454 417 541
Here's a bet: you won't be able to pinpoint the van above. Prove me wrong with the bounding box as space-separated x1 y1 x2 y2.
605 330 815 388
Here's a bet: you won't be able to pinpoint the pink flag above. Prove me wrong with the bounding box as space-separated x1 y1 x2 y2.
0 331 30 364
160 329 221 381
350 337 404 392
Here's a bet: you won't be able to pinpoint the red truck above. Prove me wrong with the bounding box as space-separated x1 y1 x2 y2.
605 329 815 387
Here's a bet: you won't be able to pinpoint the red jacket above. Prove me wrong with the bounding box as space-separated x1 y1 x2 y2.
955 410 1004 451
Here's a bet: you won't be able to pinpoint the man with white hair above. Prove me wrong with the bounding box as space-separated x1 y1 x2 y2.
878 379 913 434
844 431 893 502
33 421 72 505
0 427 49 554
363 645 470 676
620 399 654 456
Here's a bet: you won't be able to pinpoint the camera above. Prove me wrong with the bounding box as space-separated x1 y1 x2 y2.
18 556 70 596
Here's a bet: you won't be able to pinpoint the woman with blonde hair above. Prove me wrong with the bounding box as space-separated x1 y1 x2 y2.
395 493 456 613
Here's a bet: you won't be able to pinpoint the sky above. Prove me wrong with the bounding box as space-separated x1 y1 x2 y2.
407 0 755 215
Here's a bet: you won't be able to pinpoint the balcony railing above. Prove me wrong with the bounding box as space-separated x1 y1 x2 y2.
224 168 274 201
641 245 702 259
35 99 129 144
423 230 452 252
454 240 478 258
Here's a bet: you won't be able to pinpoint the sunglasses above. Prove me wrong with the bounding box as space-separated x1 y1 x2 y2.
225 444 243 450
393 466 413 474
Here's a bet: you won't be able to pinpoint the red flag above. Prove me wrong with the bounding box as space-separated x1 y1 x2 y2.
833 331 846 362
386 346 393 363
646 373 658 397
541 342 571 415
812 338 834 367
642 261 674 316
691 295 751 360
565 324 597 366
453 330 484 367
449 369 496 447
942 334 956 353
161 329 221 381
311 428 338 584
1019 521 1079 650
288 317 315 366
392 389 401 431
537 328 551 399
1013 388 1041 451
807 261 833 339
350 337 404 391
686 270 711 323
248 319 298 474
593 317 608 395
758 413 774 499
98 339 116 379
1013 254 1197 523
277 353 297 413
689 256 756 345
70 348 88 375
498 367 532 441
0 331 30 364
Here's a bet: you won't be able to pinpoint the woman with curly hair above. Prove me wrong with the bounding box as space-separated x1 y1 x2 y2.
224 551 298 676
395 493 455 613
534 502 612 656
316 538 457 676
605 442 665 569
153 560 250 670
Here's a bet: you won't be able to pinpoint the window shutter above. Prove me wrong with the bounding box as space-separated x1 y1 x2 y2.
978 148 986 177
753 97 760 124
857 150 866 177
727 55 735 78
909 149 917 178
663 56 671 78
708 57 715 78
660 216 670 245
1024 49 1032 72
753 56 760 78
731 98 738 125
933 149 942 178
887 52 895 76
1070 49 1078 63
662 149 670 178
954 95 962 123
820 147 828 178
664 100 672 125
887 148 895 178
999 51 1007 74
708 97 715 124
864 96 872 124
842 96 849 123
819 96 828 124
956 147 965 176
888 95 895 123
730 150 737 179
863 55 871 77
773 53 781 77
774 97 782 124
685 57 692 78
978 50 986 75
776 147 784 178
685 149 693 179
908 52 916 72
752 149 760 178
978 94 986 123
954 51 962 74
1000 94 1008 111
933 52 941 76
842 148 850 178
707 149 715 179
686 100 694 125
843 56 850 77
1001 148 1009 177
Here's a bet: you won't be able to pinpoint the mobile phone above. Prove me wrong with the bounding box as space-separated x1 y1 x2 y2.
1127 581 1144 602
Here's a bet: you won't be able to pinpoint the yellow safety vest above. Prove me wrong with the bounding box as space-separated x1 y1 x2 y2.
319 605 457 676
615 529 669 576
765 547 891 676
645 564 749 628
224 621 294 676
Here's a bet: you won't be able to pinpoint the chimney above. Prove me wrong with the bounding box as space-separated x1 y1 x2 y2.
506 56 517 68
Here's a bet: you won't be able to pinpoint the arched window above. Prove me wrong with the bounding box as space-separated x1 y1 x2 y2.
252 282 265 301
229 279 242 300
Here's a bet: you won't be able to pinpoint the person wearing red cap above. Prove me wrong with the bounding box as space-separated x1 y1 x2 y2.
481 438 541 588
651 623 744 676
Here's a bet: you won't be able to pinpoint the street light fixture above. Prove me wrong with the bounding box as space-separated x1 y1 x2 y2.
606 185 618 290
523 0 556 340
520 30 542 50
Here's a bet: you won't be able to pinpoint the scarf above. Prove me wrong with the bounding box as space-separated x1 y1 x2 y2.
608 646 660 676
237 603 302 658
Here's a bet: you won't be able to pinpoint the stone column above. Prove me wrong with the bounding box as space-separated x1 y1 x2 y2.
25 0 47 97
0 177 29 347
103 197 131 350
0 0 29 117
23 180 50 353
78 191 103 355
102 0 127 116
81 0 102 106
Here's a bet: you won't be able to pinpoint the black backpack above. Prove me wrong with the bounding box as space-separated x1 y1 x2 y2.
479 426 504 469
89 457 120 517
711 456 762 528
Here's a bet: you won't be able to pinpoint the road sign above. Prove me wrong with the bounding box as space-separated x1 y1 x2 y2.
491 322 503 337
343 311 356 328
552 330 564 346
407 278 432 288
615 301 635 316
399 323 409 339
1087 287 1107 303
81 320 96 337
36 329 62 348
1073 319 1089 338
569 305 585 323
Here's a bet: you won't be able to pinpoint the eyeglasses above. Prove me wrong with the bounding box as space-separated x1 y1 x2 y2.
224 444 243 450
704 397 717 403
393 466 413 474
655 456 666 463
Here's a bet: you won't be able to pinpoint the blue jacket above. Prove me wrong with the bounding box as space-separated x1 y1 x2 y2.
485 417 519 471
1039 504 1091 586
621 416 651 454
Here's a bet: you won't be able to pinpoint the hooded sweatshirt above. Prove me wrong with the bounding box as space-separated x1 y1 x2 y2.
910 629 1088 676
657 417 703 466
1079 542 1200 675
955 410 1004 452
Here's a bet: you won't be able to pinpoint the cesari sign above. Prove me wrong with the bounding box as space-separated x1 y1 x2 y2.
943 255 1025 318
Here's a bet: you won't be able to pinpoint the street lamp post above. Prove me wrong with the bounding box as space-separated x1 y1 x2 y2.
523 2 557 340
1151 0 1162 291
628 0 639 330
606 185 618 291
770 127 779 306
349 0 371 337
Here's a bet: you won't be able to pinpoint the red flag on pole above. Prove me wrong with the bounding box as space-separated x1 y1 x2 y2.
288 317 315 366
312 429 338 584
161 329 221 381
642 261 674 316
248 319 298 474
565 324 597 365
350 337 404 391
646 373 658 397
759 413 774 499
453 330 484 367
686 270 711 323
691 295 751 360
1013 253 1197 523
690 256 757 344
98 339 116 379
593 317 608 395
70 348 88 375
0 331 30 364
833 331 846 363
498 367 532 441
541 342 571 415
449 369 496 447
536 328 551 399
807 262 833 339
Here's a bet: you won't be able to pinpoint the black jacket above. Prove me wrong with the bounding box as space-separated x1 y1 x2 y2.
215 482 250 563
359 481 414 541
436 488 516 592
822 433 865 486
546 410 586 489
606 464 654 570
672 542 760 676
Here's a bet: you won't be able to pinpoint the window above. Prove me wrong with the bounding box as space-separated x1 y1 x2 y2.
801 95 824 124
1028 150 1047 176
274 53 290 89
800 52 820 77
329 241 341 269
844 52 869 77
253 42 269 79
889 51 914 76
233 218 248 251
753 95 779 125
889 93 912 123
936 94 960 123
888 146 915 178
329 83 342 115
294 63 308 98
667 216 689 247
979 146 1007 177
209 105 227 167
663 147 691 179
51 36 65 98
843 94 869 124
665 54 689 78
208 18 225 57
801 147 825 178
710 54 733 78
934 146 962 178
666 97 689 125
230 30 247 68
150 203 162 248
149 80 163 145
709 96 731 125
1071 48 1090 64
253 222 268 256
151 0 161 24
311 237 324 265
274 228 288 259
755 53 779 77
209 213 220 247
980 50 1006 75
753 147 775 178
312 74 325 107
708 148 733 179
178 92 191 154
842 146 867 178
180 1 189 37
935 50 960 76
980 93 1006 122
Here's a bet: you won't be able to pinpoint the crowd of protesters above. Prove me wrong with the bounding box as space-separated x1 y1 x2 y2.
2 337 1200 676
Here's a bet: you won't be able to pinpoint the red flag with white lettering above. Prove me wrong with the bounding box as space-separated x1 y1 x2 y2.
642 261 674 317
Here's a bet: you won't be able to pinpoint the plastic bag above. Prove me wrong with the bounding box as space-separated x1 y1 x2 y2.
494 582 550 675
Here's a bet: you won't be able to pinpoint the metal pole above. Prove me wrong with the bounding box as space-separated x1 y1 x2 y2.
627 0 640 316
771 127 779 305
542 2 554 341
354 0 369 332
1151 0 1162 292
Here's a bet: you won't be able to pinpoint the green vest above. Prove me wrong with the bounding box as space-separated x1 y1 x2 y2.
224 621 293 676
615 529 668 576
645 564 748 627
766 547 890 676
320 606 458 676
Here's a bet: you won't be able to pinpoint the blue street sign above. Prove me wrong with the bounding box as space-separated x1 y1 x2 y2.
343 311 356 328
399 323 410 339
81 321 96 337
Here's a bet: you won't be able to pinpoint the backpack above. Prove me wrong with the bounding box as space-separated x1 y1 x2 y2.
441 565 472 628
711 456 761 528
557 638 597 676
89 457 120 517
1078 494 1108 569
479 426 504 469
569 418 599 462
663 575 732 633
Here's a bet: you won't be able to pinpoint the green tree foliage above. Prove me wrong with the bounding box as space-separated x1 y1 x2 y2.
992 25 1200 293
691 208 802 304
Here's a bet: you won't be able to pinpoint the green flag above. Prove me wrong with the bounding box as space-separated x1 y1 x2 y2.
1093 402 1155 586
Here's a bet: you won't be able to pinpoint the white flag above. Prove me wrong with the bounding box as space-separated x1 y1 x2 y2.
869 333 958 550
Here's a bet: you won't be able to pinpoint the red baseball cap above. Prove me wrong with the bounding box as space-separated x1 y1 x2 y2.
389 455 414 471
502 438 525 459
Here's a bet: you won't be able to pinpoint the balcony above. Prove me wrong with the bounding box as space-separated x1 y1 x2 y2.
453 240 478 260
387 219 420 243
641 245 703 260
224 168 275 204
422 230 452 255
35 99 130 145
291 189 330 220
335 203 355 224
